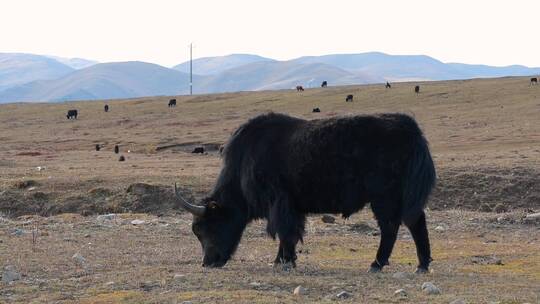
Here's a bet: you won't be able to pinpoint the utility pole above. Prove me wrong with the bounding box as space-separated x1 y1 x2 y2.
189 43 193 95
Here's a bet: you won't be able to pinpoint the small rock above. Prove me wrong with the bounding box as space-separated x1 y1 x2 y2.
11 228 25 236
478 203 492 212
181 302 193 304
394 289 407 297
293 285 307 296
392 272 414 280
493 203 507 213
72 253 86 266
450 299 467 304
524 212 540 223
131 219 146 225
96 214 117 222
421 282 441 295
322 215 336 224
83 234 91 238
173 274 185 280
336 291 352 299
2 265 21 283
434 225 446 232
104 281 115 286
250 281 262 287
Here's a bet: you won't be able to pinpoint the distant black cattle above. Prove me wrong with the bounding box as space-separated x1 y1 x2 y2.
296 86 304 92
114 145 119 154
321 81 327 88
415 85 420 94
168 99 177 107
386 82 392 89
66 109 78 119
312 107 321 113
95 144 100 151
531 77 538 85
192 147 205 154
345 94 353 102
104 104 109 112
119 155 126 162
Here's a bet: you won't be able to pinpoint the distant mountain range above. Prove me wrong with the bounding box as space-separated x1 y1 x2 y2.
1 52 539 103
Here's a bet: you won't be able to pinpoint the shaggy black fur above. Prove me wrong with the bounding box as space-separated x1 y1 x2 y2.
188 112 436 272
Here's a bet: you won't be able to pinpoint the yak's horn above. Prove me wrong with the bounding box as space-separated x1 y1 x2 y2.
174 183 206 216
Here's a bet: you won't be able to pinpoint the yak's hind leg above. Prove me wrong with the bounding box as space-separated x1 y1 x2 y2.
266 195 306 267
369 201 400 273
404 210 432 273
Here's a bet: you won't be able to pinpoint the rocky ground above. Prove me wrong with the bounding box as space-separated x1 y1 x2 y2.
1 76 539 303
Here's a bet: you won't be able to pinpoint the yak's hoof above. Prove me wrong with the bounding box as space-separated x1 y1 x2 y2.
415 267 429 274
368 265 382 273
273 261 295 271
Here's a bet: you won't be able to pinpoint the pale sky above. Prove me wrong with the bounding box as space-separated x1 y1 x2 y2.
2 0 539 67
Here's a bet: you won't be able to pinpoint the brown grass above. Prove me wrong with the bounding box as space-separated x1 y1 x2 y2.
0 76 539 303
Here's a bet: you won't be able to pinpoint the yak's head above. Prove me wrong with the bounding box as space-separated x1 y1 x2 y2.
175 184 247 267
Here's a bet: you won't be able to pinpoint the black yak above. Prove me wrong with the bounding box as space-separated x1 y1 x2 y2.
95 144 100 151
296 86 304 91
66 109 78 119
192 147 205 154
312 108 321 113
345 94 353 102
175 113 436 273
321 81 328 87
169 99 177 107
531 77 538 85
386 82 392 89
104 104 109 112
415 85 420 94
114 145 119 154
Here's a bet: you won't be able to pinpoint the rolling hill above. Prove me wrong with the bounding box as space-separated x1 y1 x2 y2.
0 53 74 92
198 60 383 93
0 61 196 102
172 53 274 75
46 56 98 69
291 52 540 81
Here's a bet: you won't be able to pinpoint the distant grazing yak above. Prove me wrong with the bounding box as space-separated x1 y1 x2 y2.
192 147 205 154
168 99 177 107
386 82 392 89
312 107 321 113
118 155 125 162
95 144 100 151
66 109 78 119
175 112 436 273
321 81 328 88
104 104 109 112
415 85 420 94
345 94 354 102
531 77 538 85
114 145 119 154
296 86 304 92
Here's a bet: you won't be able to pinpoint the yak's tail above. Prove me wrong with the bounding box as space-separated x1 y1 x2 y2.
401 134 436 226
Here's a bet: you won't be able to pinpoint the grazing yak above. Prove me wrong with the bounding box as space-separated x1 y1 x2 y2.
175 112 436 273
386 82 392 89
321 81 328 87
169 99 177 107
114 145 119 154
415 85 420 94
345 94 354 102
104 104 109 112
95 144 100 151
296 86 304 92
531 77 538 85
312 107 321 113
66 109 78 119
192 147 205 154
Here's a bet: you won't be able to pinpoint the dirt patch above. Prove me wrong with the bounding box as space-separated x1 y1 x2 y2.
15 151 42 156
430 166 540 211
0 183 195 218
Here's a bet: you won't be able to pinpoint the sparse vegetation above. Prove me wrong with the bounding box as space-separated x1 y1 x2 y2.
0 76 539 303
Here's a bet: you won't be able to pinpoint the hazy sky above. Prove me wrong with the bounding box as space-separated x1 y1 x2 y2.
2 0 539 67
